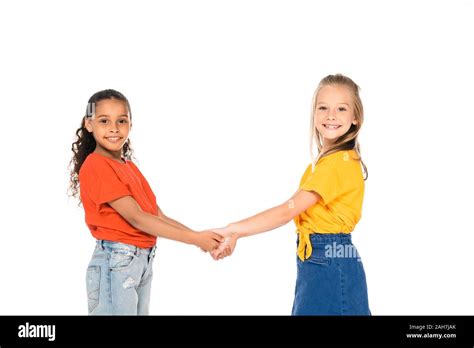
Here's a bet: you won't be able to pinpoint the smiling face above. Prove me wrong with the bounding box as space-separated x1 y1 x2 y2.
314 84 357 149
84 98 131 161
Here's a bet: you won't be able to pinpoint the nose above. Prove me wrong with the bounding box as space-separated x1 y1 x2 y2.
109 124 119 133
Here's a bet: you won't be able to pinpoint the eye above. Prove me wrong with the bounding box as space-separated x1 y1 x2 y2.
338 107 347 112
318 106 327 110
99 119 108 124
119 119 128 124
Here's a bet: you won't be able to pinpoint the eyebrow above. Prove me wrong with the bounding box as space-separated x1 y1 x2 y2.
317 102 350 106
96 114 129 118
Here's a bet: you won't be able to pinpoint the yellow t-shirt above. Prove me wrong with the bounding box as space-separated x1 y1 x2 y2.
294 150 365 261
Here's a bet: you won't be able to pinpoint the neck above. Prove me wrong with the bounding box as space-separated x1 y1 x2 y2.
321 138 335 153
94 146 124 163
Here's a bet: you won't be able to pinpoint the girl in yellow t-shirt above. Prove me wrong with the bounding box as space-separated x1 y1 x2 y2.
211 74 370 315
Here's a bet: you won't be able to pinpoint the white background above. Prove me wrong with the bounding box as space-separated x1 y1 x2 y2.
0 0 473 315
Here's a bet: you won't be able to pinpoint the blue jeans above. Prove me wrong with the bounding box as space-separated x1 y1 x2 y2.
292 233 370 315
86 240 156 315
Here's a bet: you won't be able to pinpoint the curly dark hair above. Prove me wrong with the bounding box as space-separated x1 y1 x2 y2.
68 89 135 205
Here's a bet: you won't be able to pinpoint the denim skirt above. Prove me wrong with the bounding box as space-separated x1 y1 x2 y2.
292 233 370 315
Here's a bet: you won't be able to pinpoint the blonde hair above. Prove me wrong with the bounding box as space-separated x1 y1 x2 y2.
310 73 368 179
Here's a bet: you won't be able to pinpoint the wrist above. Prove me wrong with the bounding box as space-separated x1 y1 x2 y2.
186 230 199 246
227 223 242 238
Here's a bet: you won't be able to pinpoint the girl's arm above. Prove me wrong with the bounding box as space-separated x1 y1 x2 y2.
227 189 320 236
156 205 192 231
211 189 320 259
108 196 223 252
155 205 209 252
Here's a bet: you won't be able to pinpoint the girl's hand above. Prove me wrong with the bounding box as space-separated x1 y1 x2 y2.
210 228 239 260
194 231 224 252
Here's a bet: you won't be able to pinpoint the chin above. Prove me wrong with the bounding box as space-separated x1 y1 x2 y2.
100 144 122 152
321 133 341 140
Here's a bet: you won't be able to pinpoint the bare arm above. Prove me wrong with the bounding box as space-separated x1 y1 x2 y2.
156 205 192 231
108 196 223 251
210 189 320 260
225 189 320 238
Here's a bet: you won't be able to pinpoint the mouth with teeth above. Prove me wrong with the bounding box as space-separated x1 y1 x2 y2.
105 136 123 143
322 124 342 130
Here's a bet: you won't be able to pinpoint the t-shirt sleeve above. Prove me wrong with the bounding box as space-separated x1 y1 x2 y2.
300 157 339 205
80 158 132 207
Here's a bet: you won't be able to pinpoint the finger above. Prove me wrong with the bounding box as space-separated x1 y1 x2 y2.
220 247 227 257
212 233 225 243
212 248 222 260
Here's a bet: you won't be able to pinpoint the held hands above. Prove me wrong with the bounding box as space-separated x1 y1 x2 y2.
209 227 239 261
194 227 239 260
194 231 225 252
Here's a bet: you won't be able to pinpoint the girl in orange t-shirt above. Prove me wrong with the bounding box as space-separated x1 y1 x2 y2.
68 89 223 315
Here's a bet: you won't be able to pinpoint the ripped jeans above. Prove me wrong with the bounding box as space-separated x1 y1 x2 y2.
85 240 156 315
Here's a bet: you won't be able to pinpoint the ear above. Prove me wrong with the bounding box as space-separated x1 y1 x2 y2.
84 118 93 133
352 119 358 125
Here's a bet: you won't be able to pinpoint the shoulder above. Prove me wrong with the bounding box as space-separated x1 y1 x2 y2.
80 153 105 171
310 150 362 179
320 150 364 186
128 162 152 186
126 160 143 176
126 159 139 170
79 153 114 179
318 150 359 167
300 163 313 181
79 153 96 177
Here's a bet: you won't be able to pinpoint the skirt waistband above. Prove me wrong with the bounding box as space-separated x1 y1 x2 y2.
307 233 352 244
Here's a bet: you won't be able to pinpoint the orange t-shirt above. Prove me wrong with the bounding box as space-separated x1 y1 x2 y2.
79 152 158 248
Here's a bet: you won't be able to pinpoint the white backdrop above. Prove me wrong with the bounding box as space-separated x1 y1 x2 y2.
0 0 473 315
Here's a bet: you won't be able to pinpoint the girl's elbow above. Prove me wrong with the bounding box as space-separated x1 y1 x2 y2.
128 211 145 230
280 205 297 224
